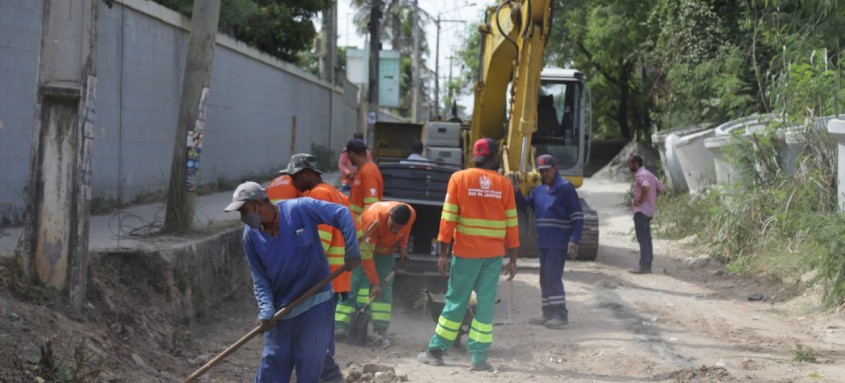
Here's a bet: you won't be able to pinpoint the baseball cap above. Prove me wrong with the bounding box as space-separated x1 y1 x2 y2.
536 154 557 170
346 138 368 155
279 153 324 175
471 138 498 163
223 181 267 212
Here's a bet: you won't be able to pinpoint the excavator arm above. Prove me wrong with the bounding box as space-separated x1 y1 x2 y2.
468 0 553 183
466 1 600 261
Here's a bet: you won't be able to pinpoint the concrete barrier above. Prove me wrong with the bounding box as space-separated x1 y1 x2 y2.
674 128 716 194
652 124 712 192
828 119 845 212
91 225 249 323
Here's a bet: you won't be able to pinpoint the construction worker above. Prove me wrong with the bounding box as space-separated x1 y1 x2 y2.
417 138 519 372
338 132 372 192
279 153 378 382
223 181 361 383
346 138 383 222
514 154 584 329
266 174 300 203
334 201 416 348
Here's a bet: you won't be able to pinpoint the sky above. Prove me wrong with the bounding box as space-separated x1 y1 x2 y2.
334 0 488 114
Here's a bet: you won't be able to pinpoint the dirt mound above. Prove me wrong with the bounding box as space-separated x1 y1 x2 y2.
0 256 189 382
592 141 661 181
345 363 408 383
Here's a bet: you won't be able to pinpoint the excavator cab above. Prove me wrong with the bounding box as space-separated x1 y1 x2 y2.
534 68 590 187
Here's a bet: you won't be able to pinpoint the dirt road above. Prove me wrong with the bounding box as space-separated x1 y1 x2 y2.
184 179 845 383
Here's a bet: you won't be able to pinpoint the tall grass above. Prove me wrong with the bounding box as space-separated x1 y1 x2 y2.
655 119 845 308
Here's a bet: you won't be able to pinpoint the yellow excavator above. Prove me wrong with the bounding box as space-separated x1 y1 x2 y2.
377 0 598 287
464 0 599 259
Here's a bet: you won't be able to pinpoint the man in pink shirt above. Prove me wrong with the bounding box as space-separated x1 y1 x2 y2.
627 155 664 274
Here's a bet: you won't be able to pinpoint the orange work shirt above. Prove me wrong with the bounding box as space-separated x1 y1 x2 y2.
349 162 383 221
438 168 519 258
305 183 378 291
361 201 416 256
266 175 300 203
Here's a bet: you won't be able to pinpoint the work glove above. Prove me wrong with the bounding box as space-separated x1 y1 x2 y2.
257 317 276 333
567 242 579 260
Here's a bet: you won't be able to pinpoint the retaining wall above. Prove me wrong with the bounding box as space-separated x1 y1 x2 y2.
0 0 359 225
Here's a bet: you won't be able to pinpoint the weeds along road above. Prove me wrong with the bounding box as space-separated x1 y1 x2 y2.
183 178 845 383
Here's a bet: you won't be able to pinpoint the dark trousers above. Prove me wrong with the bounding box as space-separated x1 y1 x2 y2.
633 212 653 270
539 248 568 320
322 293 347 381
255 299 333 383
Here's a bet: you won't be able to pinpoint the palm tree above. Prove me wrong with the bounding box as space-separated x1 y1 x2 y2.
350 0 431 115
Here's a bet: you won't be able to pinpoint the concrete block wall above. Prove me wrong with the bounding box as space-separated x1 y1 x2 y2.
0 1 42 225
0 0 359 225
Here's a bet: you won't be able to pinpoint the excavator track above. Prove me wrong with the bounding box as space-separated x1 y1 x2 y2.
577 198 599 261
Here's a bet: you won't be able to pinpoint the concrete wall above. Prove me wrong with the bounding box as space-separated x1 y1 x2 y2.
93 226 249 323
0 1 42 225
0 0 360 225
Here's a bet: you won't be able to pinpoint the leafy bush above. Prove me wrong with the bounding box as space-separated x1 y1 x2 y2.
656 115 845 307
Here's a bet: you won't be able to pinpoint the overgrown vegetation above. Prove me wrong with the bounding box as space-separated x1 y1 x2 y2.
149 0 328 64
655 117 845 308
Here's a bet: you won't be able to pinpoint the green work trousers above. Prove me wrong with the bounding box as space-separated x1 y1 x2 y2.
428 256 501 365
334 254 394 333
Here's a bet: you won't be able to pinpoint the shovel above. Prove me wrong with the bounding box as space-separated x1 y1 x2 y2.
347 261 400 347
184 221 379 383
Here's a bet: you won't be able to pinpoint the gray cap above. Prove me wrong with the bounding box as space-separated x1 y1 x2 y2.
223 181 267 212
278 153 324 175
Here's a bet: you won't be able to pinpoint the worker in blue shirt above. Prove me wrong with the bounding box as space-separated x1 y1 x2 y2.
224 181 361 383
514 154 584 329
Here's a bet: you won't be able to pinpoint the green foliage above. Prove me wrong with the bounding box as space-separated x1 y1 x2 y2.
656 117 845 307
152 0 326 64
768 52 845 120
794 343 819 364
549 0 656 140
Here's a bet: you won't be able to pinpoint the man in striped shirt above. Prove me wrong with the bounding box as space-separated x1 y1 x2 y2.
418 138 519 372
515 154 584 329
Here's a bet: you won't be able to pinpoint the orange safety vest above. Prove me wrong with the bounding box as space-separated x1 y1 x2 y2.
438 168 520 258
349 162 383 221
305 183 378 291
266 175 300 203
361 201 416 256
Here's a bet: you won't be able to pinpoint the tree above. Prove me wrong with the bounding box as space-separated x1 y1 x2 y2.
153 0 326 64
349 0 431 116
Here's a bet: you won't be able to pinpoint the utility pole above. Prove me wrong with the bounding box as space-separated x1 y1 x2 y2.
25 0 97 313
447 55 454 118
434 16 466 121
367 0 382 138
164 0 221 234
411 0 420 122
320 1 338 84
434 15 440 121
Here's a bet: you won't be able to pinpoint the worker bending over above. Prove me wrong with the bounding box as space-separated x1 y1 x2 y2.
224 181 360 383
335 201 415 348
